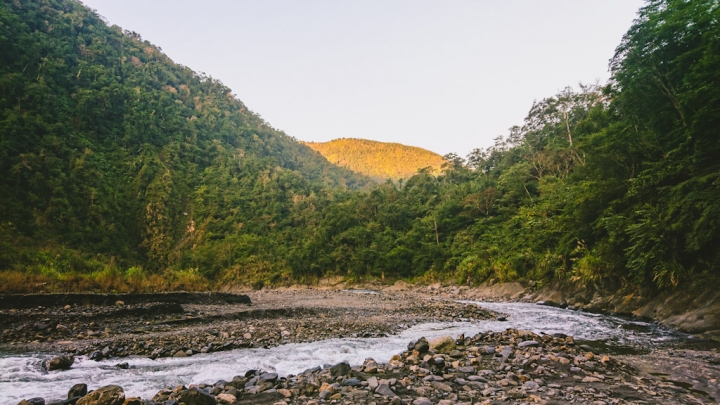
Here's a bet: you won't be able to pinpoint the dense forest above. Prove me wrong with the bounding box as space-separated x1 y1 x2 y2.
304 139 444 182
0 0 718 293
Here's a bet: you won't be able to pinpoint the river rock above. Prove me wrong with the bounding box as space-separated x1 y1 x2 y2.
68 384 88 398
76 385 125 405
428 335 455 354
47 355 74 371
214 393 235 404
342 378 362 387
18 398 44 405
375 383 397 397
121 399 142 405
258 372 278 384
414 337 429 353
177 388 216 405
413 397 433 405
518 340 539 348
330 361 350 377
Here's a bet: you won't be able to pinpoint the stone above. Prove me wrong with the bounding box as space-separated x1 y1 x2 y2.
428 336 456 354
375 383 397 397
330 361 351 377
258 372 278 384
174 350 188 358
319 382 335 393
215 394 235 404
522 381 539 391
430 381 453 392
47 355 74 371
518 340 539 348
363 359 378 373
414 337 430 353
413 398 433 405
177 388 216 405
342 378 362 387
19 399 44 405
277 389 292 398
121 399 142 405
115 363 129 370
76 385 125 405
68 384 88 398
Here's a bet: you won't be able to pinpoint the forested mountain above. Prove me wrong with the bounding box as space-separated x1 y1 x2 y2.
1 0 718 293
303 139 444 182
0 0 370 290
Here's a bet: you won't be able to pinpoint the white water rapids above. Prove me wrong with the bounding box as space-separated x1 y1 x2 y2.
0 301 684 404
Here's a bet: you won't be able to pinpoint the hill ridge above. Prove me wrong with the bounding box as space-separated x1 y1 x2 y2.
303 138 444 181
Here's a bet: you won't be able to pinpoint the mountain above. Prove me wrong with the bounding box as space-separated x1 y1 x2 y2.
1 0 718 294
0 0 370 289
303 138 444 181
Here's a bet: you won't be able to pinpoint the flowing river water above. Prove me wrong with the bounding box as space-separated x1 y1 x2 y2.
0 300 700 404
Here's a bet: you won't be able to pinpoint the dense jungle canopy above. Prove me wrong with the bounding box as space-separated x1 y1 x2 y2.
0 0 718 292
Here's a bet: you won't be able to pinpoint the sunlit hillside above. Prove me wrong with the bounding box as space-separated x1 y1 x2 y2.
304 138 445 181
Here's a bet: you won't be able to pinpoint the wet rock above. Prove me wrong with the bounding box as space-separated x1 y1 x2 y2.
47 355 74 371
257 372 278 384
177 388 216 405
330 361 351 377
115 362 129 369
120 399 141 405
68 384 88 398
76 385 125 405
18 398 45 405
414 337 430 353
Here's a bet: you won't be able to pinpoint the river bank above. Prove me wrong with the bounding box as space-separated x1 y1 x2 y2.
2 287 719 404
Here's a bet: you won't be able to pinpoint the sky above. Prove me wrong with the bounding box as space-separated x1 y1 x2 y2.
81 0 645 158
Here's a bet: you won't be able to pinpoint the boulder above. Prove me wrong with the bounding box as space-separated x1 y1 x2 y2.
177 388 216 405
428 336 456 354
330 361 351 377
47 355 74 371
68 384 88 398
413 337 429 353
76 385 125 405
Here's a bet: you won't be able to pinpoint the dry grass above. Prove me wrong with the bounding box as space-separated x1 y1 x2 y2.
0 269 214 294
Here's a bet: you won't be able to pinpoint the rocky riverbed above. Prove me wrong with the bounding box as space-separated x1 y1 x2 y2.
2 286 720 404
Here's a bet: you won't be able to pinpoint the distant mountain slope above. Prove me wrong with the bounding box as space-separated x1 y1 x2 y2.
304 138 444 181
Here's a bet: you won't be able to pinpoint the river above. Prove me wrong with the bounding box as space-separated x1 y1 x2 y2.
0 300 696 404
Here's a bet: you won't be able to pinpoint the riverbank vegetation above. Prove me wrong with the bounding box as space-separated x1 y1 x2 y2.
1 0 718 293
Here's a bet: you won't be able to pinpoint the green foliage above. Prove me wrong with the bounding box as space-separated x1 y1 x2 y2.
1 0 718 292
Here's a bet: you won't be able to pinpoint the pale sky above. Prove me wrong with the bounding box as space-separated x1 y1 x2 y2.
81 0 645 158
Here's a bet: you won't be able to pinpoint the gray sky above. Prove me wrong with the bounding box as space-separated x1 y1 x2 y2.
81 0 644 158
